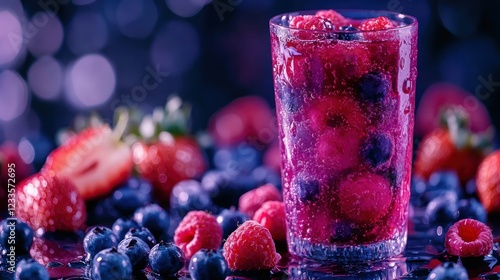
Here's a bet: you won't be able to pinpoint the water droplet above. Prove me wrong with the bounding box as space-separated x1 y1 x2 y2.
399 57 405 70
402 78 412 94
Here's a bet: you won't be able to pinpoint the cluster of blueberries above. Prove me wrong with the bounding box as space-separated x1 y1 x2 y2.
411 171 487 227
410 170 493 279
0 143 275 279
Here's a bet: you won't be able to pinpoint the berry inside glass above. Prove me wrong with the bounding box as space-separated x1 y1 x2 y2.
270 9 418 261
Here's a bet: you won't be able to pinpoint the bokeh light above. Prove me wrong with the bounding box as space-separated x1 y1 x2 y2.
67 12 108 55
0 10 22 66
28 56 63 100
150 20 200 75
0 70 29 121
0 0 23 17
18 137 35 164
165 0 209 18
27 12 64 57
116 0 158 39
437 0 481 38
65 54 116 108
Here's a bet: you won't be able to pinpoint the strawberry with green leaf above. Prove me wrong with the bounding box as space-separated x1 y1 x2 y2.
414 107 493 185
131 96 207 204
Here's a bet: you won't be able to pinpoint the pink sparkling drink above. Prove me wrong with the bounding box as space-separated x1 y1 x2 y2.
270 10 418 260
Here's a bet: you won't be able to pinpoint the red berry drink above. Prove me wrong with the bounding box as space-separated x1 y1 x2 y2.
270 10 418 261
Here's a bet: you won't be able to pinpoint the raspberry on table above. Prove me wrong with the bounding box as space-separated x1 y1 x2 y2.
445 218 494 257
222 220 281 271
289 15 335 31
239 183 282 218
359 16 395 31
173 211 222 258
253 201 287 242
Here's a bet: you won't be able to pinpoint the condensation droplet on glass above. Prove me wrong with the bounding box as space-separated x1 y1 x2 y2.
291 122 297 137
403 78 412 94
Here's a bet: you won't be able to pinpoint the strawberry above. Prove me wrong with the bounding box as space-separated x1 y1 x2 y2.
414 107 492 185
16 173 87 232
476 150 500 214
42 124 133 200
131 97 207 203
416 83 492 137
208 96 276 148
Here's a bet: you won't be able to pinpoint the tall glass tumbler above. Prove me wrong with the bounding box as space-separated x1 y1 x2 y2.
270 10 418 261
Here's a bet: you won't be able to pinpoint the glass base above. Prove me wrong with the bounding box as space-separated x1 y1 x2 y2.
288 228 407 262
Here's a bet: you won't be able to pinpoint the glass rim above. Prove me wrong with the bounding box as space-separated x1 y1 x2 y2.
269 9 418 34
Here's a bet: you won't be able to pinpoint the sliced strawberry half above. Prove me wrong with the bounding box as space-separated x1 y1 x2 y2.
42 124 133 200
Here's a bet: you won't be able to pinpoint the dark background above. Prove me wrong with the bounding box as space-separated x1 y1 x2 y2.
1 0 499 149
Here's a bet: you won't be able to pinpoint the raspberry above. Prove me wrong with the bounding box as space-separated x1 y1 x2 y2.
338 172 392 225
445 218 494 257
253 201 287 242
359 16 395 31
173 211 222 258
315 10 348 27
222 220 281 271
289 15 334 31
238 184 281 218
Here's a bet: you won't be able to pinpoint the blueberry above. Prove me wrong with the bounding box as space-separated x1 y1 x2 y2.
92 247 132 280
457 198 487 223
170 180 213 217
296 179 320 203
86 197 121 226
358 72 390 102
201 170 259 208
424 195 459 225
112 177 153 217
213 144 262 174
338 26 360 41
112 218 139 241
423 171 463 203
148 241 186 276
427 262 468 280
361 133 392 167
464 179 477 197
410 175 427 206
429 171 461 191
252 166 282 190
15 259 49 280
0 219 33 255
133 204 169 241
117 237 150 271
189 249 229 280
83 226 119 261
330 220 355 242
216 208 250 240
124 227 156 249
